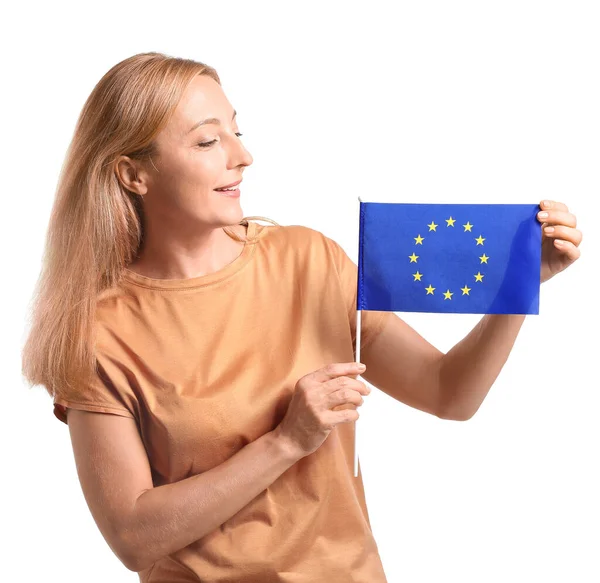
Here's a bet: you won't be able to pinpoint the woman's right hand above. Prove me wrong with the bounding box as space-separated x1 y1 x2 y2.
274 362 371 459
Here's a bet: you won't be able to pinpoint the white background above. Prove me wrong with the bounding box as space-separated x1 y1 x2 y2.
4 1 599 581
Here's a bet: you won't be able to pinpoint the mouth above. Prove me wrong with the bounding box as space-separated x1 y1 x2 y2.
214 179 242 191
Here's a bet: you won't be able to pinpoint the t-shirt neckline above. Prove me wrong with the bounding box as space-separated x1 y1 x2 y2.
121 221 258 291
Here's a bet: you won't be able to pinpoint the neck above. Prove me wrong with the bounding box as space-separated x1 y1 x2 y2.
127 222 247 280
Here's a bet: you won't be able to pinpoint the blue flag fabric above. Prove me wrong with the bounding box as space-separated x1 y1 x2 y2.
357 202 542 315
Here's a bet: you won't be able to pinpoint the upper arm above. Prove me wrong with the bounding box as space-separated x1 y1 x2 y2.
66 408 153 571
360 312 446 417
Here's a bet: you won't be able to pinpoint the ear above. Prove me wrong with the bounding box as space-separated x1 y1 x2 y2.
114 155 148 196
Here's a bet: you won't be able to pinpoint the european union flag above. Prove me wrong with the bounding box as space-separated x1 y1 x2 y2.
357 202 542 315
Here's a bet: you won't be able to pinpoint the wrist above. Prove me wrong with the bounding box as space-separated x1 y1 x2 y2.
268 427 305 463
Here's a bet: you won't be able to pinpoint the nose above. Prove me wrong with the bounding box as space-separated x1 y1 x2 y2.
228 134 253 169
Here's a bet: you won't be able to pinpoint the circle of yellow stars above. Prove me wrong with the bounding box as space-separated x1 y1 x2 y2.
409 216 489 300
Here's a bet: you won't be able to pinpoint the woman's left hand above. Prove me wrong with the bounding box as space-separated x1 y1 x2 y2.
537 199 582 284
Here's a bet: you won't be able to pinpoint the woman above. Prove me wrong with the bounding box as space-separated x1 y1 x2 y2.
21 52 582 582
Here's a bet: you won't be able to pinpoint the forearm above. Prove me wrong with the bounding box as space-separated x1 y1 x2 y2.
121 428 302 572
438 314 526 420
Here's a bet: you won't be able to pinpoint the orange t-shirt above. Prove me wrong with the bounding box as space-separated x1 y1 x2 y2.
53 220 394 582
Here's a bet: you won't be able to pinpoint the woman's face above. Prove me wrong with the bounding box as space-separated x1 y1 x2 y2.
135 74 253 229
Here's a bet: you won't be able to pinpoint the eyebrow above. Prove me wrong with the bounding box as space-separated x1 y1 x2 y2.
187 109 237 134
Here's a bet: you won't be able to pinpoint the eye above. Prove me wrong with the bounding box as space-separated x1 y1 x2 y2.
197 133 244 148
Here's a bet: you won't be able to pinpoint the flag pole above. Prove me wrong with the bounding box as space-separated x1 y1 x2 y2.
354 308 362 477
354 196 363 478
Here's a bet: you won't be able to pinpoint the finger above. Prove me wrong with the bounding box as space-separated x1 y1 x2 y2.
312 362 366 383
543 225 583 247
537 209 577 228
328 387 365 409
324 407 360 425
324 375 370 396
553 239 582 261
539 199 569 213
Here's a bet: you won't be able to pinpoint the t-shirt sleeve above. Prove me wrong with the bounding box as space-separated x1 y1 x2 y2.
53 350 137 425
323 233 395 353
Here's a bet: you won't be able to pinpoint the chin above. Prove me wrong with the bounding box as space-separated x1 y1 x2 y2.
228 205 245 222
218 206 245 227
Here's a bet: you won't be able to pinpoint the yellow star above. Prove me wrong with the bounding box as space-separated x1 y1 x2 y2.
412 271 423 281
408 252 419 263
463 221 473 232
474 272 484 282
443 289 453 300
461 285 471 295
475 235 485 245
446 216 456 227
427 221 438 231
414 234 424 245
479 253 489 264
425 284 435 295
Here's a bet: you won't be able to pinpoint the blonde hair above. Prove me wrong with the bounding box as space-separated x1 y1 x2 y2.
21 51 278 404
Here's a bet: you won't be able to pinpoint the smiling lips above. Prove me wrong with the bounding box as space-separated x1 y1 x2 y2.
215 179 242 191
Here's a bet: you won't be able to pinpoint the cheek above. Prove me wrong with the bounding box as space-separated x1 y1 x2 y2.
188 154 224 190
160 150 218 192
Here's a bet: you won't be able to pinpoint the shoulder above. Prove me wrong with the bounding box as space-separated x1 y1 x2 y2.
253 222 334 255
96 284 136 313
94 283 140 340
